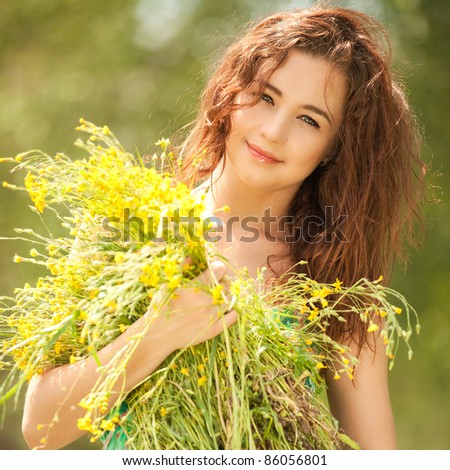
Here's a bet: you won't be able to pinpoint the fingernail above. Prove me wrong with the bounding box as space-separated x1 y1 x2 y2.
211 260 225 270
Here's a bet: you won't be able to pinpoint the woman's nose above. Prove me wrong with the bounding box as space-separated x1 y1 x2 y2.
259 114 288 144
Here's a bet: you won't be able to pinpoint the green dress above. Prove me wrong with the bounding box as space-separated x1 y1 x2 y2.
101 402 130 450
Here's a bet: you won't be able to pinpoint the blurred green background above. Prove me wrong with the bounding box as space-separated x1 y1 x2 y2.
0 0 448 450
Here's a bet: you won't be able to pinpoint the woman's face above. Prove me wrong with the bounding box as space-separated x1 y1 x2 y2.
224 49 347 195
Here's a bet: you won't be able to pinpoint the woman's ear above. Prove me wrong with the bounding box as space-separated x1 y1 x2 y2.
320 156 330 166
322 138 340 166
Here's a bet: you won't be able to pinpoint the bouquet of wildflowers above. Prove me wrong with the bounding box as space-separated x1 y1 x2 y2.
0 121 419 449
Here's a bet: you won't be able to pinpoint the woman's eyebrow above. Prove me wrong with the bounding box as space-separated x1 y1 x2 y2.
263 82 332 125
264 82 283 97
303 104 332 125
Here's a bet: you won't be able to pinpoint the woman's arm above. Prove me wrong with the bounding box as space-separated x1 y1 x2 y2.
325 331 397 450
22 261 236 450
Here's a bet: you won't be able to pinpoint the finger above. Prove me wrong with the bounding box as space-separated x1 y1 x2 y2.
208 308 237 338
210 260 227 281
195 260 227 285
219 276 231 293
222 309 238 329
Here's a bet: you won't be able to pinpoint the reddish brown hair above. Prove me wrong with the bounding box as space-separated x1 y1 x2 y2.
180 6 426 343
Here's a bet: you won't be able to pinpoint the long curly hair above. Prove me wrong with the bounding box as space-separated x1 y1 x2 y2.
179 6 426 344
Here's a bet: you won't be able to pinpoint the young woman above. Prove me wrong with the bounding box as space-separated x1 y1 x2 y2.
21 6 425 450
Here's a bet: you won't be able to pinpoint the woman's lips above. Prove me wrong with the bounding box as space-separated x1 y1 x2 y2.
247 142 282 164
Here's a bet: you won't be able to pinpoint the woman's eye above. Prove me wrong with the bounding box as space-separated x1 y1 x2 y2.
260 93 274 105
300 115 320 128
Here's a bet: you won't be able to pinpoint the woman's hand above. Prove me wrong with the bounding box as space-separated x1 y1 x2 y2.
154 260 237 351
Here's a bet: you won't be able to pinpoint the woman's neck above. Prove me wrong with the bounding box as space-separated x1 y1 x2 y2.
199 161 297 241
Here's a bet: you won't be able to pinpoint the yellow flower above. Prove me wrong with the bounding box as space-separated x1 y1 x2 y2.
168 276 182 290
24 172 47 212
307 307 319 322
163 259 179 278
367 321 379 333
77 416 93 431
230 281 242 297
100 419 115 431
181 367 189 376
198 376 207 386
333 372 341 380
160 407 168 417
316 362 326 370
312 287 333 298
155 138 170 151
333 278 343 292
78 310 87 320
210 284 224 305
393 307 402 314
47 244 58 256
105 300 116 312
